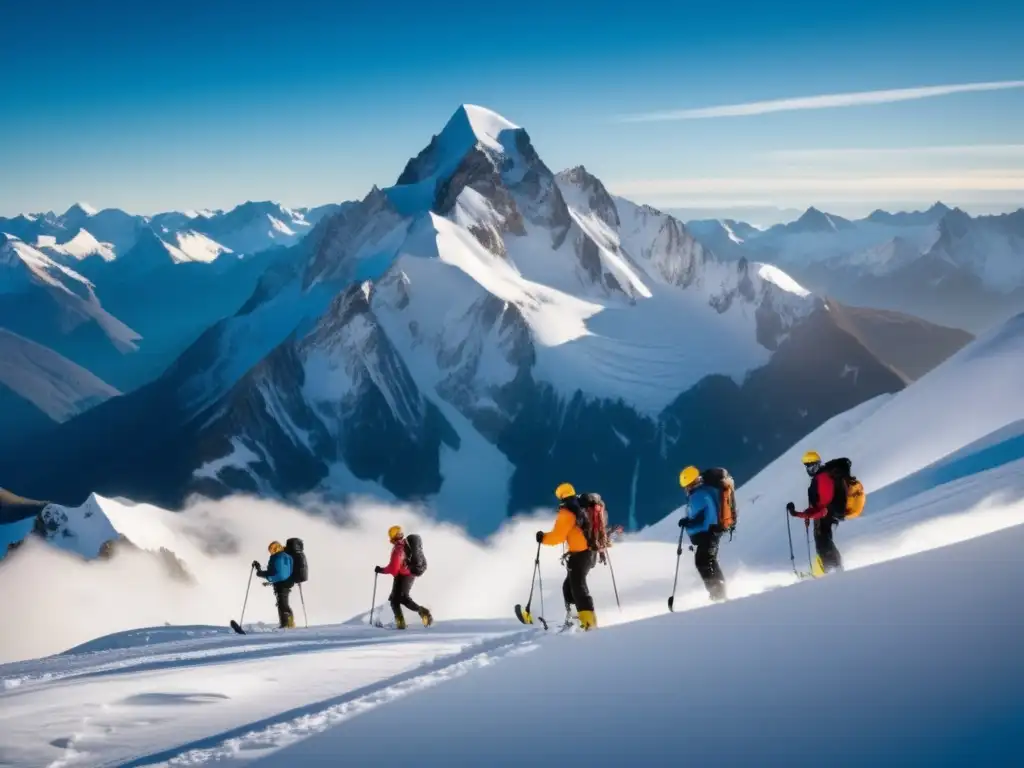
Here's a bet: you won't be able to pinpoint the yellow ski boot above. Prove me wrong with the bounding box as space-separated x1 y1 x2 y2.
395 614 407 630
578 610 598 631
419 607 434 627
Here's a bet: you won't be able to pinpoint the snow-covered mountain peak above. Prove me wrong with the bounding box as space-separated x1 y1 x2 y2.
791 206 850 233
555 166 620 228
936 206 973 239
38 228 117 262
63 202 98 219
450 103 521 151
187 200 312 255
388 105 536 216
121 226 177 266
865 203 952 227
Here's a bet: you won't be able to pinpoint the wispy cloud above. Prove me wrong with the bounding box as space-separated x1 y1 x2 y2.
767 144 1024 161
610 171 1024 197
616 80 1024 122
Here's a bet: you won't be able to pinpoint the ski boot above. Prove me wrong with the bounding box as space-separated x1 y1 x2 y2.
394 614 407 630
418 607 433 627
578 610 598 631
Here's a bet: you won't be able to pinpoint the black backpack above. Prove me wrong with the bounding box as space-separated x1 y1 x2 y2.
404 534 427 576
699 468 737 533
285 538 308 584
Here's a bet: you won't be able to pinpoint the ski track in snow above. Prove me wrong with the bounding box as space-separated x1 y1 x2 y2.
135 635 538 766
0 624 535 768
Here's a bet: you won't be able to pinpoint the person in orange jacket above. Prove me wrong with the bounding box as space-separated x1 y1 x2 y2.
536 482 599 630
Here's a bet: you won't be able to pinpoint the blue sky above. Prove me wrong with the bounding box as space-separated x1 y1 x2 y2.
1 0 1022 218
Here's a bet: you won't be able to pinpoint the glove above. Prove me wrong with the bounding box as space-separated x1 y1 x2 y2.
786 502 796 516
262 581 271 587
374 566 383 574
599 551 607 565
678 517 689 529
535 530 545 543
251 560 260 569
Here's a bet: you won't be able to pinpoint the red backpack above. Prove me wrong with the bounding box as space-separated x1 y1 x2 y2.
577 493 610 550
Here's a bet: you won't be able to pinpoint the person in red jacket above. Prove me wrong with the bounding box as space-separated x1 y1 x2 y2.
375 525 433 629
787 451 844 573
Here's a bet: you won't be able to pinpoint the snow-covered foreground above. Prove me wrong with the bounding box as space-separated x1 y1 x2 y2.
0 620 534 767
3 454 1023 766
267 523 1024 768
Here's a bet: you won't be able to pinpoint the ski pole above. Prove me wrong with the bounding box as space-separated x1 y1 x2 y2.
239 564 255 628
298 583 308 628
786 508 798 577
369 572 378 626
668 524 685 612
805 520 814 573
524 541 540 609
605 550 621 611
537 543 545 621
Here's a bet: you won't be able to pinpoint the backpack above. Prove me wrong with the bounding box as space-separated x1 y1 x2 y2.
404 534 427 576
285 538 309 584
821 458 866 520
577 493 609 551
699 468 737 533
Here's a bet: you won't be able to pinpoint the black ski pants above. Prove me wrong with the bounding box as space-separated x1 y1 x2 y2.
562 550 596 613
691 530 726 601
814 517 844 572
273 582 294 628
389 574 422 621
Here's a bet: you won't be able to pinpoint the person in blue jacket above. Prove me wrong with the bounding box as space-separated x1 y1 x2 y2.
253 541 295 628
677 466 727 601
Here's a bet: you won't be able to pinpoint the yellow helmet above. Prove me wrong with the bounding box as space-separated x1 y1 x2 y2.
554 482 576 500
268 541 284 555
679 466 700 488
388 525 403 542
801 451 822 465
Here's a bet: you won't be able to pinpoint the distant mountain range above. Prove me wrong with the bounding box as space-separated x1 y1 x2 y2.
0 202 340 390
685 203 1024 333
0 105 975 535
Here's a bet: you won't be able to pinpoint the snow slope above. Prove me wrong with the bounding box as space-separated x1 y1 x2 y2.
2 456 1022 766
635 312 1024 584
0 329 119 447
265 521 1024 768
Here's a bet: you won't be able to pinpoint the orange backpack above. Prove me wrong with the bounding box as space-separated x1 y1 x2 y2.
701 468 737 533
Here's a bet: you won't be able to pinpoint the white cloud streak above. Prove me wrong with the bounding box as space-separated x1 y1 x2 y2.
766 144 1024 161
610 172 1024 197
616 80 1024 122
